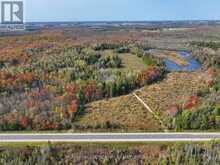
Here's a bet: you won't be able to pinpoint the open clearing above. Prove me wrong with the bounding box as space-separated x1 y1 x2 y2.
136 72 207 116
102 50 147 71
78 71 207 131
77 94 163 131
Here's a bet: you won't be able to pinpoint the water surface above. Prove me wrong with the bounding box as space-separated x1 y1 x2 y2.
164 51 201 71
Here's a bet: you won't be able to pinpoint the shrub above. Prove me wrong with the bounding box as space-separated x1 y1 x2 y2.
114 46 130 53
97 55 122 68
130 45 144 57
142 55 156 66
136 67 162 86
183 96 199 110
93 43 121 51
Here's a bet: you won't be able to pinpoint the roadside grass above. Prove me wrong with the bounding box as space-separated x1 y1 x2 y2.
0 130 71 134
0 129 163 134
0 141 212 148
0 142 47 147
2 128 220 134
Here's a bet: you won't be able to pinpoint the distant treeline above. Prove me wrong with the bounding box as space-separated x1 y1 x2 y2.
191 41 220 50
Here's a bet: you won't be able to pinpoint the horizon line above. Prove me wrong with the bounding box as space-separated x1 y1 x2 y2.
24 19 220 23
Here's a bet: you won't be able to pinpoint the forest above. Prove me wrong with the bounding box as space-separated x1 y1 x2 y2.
1 26 220 132
0 30 164 131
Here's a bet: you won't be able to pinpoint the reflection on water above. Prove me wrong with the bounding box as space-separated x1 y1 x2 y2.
164 51 201 71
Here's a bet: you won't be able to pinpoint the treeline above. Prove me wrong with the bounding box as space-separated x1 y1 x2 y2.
172 104 220 130
191 41 220 50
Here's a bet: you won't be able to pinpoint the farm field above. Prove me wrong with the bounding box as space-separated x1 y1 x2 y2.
1 24 220 132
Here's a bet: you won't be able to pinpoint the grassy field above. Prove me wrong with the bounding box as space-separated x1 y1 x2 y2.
77 71 208 131
77 94 163 131
137 72 207 116
102 50 147 71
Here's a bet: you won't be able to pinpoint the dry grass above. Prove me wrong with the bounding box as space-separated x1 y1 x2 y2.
168 52 189 66
78 94 163 131
149 49 189 66
136 72 207 116
78 72 207 131
119 53 147 71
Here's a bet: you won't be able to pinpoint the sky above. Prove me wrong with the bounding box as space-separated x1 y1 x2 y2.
24 0 220 22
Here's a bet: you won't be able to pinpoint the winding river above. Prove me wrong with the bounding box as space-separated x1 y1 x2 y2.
164 51 201 71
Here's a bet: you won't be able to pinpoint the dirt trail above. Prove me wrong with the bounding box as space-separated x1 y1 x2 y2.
137 72 207 116
78 72 207 131
133 92 168 131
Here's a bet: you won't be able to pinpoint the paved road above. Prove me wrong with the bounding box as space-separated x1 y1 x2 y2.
1 133 220 142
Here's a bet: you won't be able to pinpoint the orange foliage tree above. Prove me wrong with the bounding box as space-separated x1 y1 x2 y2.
67 100 79 115
183 96 199 110
136 67 161 86
19 116 29 129
81 82 102 102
